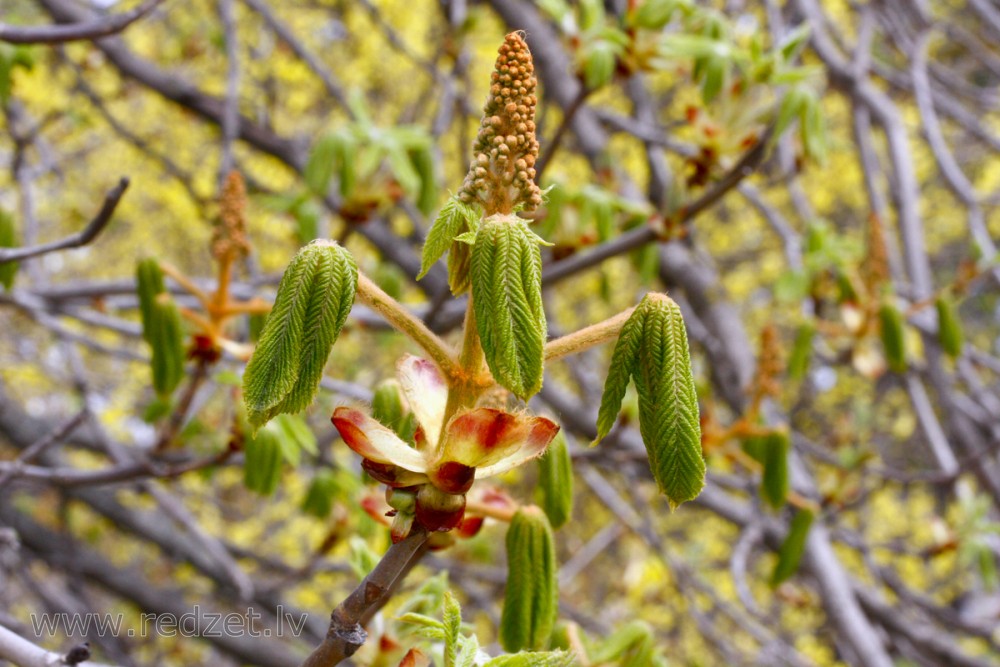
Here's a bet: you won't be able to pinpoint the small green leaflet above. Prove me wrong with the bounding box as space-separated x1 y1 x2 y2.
500 506 558 652
594 293 705 509
537 430 574 529
771 509 814 587
243 423 283 495
242 240 357 431
742 430 790 510
878 302 906 374
136 258 186 398
935 296 963 357
418 196 481 293
471 215 546 400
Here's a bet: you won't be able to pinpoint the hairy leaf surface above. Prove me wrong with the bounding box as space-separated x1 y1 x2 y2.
595 294 704 509
419 196 480 283
501 506 557 652
471 215 546 400
243 240 357 430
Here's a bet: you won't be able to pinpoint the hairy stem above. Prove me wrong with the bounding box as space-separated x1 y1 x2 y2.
544 307 635 361
356 273 459 378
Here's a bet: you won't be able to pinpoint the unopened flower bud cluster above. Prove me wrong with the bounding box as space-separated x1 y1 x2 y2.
212 171 251 263
458 32 542 214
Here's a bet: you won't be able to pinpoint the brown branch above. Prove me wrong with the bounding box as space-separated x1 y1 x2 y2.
301 528 430 666
0 0 164 44
541 128 773 287
0 177 129 264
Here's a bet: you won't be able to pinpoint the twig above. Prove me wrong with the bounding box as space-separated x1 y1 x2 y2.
0 0 163 44
355 274 458 379
535 86 590 180
0 410 86 490
544 307 634 361
0 178 130 264
541 129 772 287
301 527 429 666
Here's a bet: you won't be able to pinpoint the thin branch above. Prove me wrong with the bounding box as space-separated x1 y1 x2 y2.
301 528 429 666
355 273 458 378
0 178 129 264
0 0 164 44
544 307 634 361
542 129 772 287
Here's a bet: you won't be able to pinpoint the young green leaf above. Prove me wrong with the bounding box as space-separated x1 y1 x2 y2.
442 591 462 667
136 259 185 397
301 470 338 518
760 430 790 510
787 323 815 380
484 653 574 667
0 209 19 290
501 506 558 652
935 296 963 358
590 620 655 664
471 215 546 400
594 304 644 444
305 132 348 197
243 425 283 495
419 196 481 282
537 430 574 529
771 509 814 587
242 240 357 431
878 302 906 373
150 298 186 397
634 294 705 508
596 294 705 509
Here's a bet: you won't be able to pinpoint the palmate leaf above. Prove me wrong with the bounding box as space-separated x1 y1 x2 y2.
243 240 357 431
471 215 546 400
595 293 705 509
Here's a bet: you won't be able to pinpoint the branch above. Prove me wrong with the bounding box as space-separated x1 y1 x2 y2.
0 0 163 44
0 178 129 265
541 129 772 287
544 307 634 361
355 274 459 379
0 624 117 667
301 528 429 666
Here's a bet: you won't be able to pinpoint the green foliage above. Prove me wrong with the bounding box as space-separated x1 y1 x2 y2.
537 431 574 529
304 109 437 213
589 620 659 666
471 216 546 400
0 43 34 103
270 413 318 466
300 470 338 518
0 209 19 290
484 653 575 667
771 509 814 587
935 296 964 357
419 196 481 294
743 430 790 510
243 423 284 495
787 323 815 380
878 303 907 373
242 240 357 431
136 259 185 398
501 506 558 652
371 378 417 444
595 294 705 509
